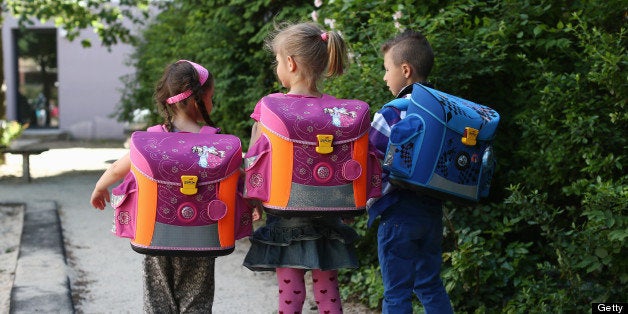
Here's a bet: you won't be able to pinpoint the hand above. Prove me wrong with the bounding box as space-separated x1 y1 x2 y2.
90 188 110 210
252 205 263 221
342 217 355 224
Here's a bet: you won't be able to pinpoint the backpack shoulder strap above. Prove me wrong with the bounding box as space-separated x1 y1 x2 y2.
145 125 219 134
146 125 167 132
382 97 410 111
199 126 220 134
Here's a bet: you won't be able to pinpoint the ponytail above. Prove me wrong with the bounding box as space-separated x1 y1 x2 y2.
194 92 214 127
269 22 349 90
324 30 348 77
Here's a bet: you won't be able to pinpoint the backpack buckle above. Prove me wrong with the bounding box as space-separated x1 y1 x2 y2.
461 127 479 146
180 175 199 195
316 134 334 154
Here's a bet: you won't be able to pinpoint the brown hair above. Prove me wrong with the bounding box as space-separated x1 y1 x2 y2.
154 61 214 131
267 22 348 90
381 30 434 80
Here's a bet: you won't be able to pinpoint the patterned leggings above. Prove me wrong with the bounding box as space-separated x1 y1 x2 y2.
143 255 215 313
277 267 343 314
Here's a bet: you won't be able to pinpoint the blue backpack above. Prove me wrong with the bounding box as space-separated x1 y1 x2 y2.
383 83 500 204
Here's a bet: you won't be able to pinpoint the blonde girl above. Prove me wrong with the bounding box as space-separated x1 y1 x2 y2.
243 22 357 314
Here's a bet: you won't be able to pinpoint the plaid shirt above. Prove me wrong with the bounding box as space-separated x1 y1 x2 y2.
367 83 438 227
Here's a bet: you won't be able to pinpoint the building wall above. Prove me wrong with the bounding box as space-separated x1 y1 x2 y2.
2 14 135 140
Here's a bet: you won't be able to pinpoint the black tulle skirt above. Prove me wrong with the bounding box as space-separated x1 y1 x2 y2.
243 214 359 271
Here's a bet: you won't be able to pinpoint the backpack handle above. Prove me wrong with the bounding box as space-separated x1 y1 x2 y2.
146 125 220 134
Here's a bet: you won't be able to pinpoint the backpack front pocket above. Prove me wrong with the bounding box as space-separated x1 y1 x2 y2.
383 114 425 178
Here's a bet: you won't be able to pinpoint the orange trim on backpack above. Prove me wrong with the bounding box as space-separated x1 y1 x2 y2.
260 124 292 207
130 165 157 246
217 171 239 247
352 134 369 207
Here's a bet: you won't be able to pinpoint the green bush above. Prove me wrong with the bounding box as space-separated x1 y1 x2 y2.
316 0 626 311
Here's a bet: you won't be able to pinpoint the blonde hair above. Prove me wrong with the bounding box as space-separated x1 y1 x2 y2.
267 22 348 90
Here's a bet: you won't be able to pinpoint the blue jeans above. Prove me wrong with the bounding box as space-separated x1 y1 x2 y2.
377 195 453 314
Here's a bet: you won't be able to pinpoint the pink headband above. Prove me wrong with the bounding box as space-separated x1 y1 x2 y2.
321 31 328 42
166 60 209 104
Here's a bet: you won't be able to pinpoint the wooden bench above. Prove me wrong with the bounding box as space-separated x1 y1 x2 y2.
1 147 49 182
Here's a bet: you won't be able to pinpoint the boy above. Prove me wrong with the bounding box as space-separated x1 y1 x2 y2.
368 30 454 314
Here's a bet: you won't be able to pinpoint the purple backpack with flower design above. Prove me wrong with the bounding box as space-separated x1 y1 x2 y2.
110 125 251 256
243 93 382 217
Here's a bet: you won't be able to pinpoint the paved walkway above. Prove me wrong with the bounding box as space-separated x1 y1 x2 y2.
0 142 373 313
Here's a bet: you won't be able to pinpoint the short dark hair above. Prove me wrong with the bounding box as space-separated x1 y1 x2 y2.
381 30 434 79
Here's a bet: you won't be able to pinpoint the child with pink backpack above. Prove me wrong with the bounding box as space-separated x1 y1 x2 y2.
90 60 252 312
243 22 382 314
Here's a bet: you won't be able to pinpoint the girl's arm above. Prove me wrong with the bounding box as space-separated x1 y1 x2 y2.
90 152 131 210
249 121 263 221
248 121 264 221
249 122 261 149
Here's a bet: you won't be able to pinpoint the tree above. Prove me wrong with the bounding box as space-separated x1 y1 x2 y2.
3 0 151 47
0 0 151 119
118 0 314 144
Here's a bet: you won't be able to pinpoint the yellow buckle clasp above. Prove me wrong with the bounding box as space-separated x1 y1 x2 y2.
316 134 334 154
180 175 198 195
461 127 479 146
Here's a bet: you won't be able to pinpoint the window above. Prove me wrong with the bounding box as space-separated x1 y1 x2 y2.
14 28 58 128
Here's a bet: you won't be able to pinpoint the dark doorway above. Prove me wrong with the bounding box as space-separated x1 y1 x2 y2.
13 28 58 128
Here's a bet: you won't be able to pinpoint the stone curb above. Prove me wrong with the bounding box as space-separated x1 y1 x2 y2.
10 201 74 313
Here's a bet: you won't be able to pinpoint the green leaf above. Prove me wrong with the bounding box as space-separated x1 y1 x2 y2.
595 247 608 259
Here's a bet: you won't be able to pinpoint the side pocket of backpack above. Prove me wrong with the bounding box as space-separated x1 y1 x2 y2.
110 172 137 239
234 191 253 240
367 142 383 199
243 134 271 202
383 114 425 178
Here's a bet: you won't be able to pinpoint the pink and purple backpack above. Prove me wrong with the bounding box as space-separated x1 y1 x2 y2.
243 93 382 217
110 125 251 256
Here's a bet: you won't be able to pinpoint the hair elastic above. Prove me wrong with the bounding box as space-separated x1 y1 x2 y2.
321 31 328 42
166 60 209 104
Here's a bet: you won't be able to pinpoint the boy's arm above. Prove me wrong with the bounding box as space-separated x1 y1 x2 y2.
369 107 403 160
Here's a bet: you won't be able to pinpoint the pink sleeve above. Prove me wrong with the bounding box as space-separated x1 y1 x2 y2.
251 96 268 122
146 124 166 132
250 98 264 121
